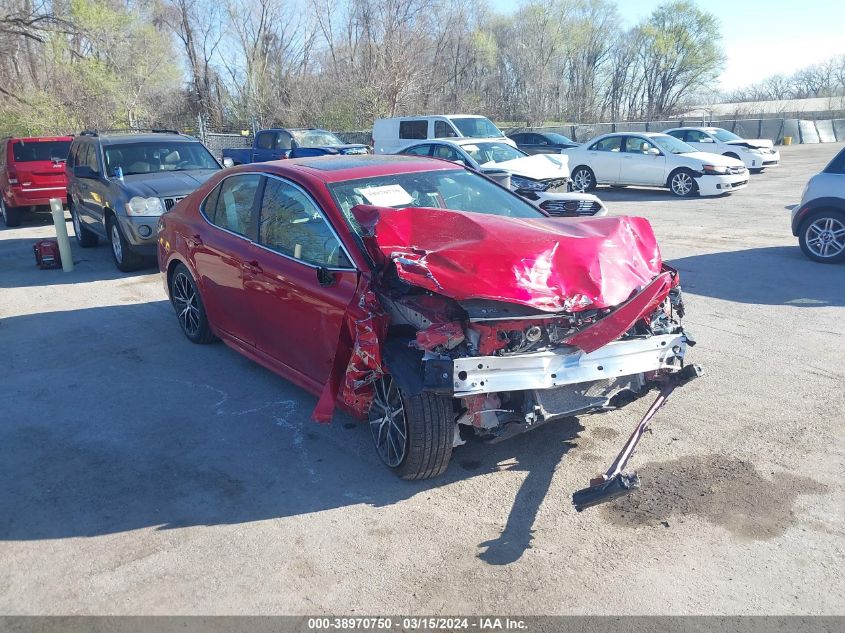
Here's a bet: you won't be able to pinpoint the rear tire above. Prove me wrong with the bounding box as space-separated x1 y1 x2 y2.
169 263 216 343
571 166 597 192
668 169 698 198
369 375 454 480
1 198 22 227
71 203 98 247
798 209 845 263
107 216 144 272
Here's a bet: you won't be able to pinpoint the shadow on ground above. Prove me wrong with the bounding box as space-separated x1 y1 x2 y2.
0 302 584 567
669 246 844 307
0 237 156 287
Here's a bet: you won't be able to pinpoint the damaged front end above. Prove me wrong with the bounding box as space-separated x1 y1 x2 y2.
334 205 700 506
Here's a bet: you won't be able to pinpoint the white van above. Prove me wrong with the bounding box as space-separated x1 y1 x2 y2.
372 115 516 154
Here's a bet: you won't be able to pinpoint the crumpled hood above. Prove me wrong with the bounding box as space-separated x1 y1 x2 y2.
352 205 663 313
122 169 220 197
725 138 774 149
480 153 570 179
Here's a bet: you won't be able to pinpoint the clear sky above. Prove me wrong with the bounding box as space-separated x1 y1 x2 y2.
487 0 845 91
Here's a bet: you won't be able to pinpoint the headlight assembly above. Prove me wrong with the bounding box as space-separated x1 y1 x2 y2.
701 164 728 175
125 196 165 216
510 175 547 191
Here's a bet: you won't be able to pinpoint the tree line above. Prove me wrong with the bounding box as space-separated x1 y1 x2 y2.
724 56 845 104
0 0 728 136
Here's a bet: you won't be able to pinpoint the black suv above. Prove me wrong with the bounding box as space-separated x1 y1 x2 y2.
66 130 221 271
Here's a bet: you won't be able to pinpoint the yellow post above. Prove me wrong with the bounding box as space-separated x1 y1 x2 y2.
50 198 74 272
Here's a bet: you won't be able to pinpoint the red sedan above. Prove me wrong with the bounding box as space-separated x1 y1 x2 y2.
158 155 698 508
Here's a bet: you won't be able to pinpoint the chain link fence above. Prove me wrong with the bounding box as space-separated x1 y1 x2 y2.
193 116 845 157
504 117 845 145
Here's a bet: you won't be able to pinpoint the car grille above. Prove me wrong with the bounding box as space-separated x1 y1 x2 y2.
540 199 602 217
162 196 185 211
727 166 746 175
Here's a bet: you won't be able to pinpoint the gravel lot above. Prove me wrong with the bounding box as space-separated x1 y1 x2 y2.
1 143 843 615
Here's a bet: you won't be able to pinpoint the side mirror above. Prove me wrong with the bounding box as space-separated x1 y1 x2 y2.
73 165 98 179
316 266 336 287
648 147 661 156
222 157 234 168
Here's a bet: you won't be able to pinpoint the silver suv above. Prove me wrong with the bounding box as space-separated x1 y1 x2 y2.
791 147 845 263
66 130 221 271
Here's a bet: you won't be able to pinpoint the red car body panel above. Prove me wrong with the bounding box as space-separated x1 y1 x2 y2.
351 205 663 312
159 157 678 423
1 136 73 207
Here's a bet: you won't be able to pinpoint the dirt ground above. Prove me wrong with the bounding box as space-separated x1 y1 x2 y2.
0 143 843 615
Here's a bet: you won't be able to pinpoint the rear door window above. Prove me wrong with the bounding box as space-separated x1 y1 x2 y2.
209 174 261 238
590 136 623 152
402 144 433 157
399 120 428 140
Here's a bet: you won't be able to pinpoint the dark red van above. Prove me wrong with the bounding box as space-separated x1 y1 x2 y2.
0 136 73 227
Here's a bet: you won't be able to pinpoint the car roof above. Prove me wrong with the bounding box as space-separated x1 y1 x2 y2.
80 133 200 145
417 138 506 147
255 155 461 183
5 135 73 142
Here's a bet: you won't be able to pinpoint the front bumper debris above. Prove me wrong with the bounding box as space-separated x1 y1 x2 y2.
448 333 687 397
572 363 703 511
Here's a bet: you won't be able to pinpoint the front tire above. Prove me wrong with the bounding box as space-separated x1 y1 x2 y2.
798 210 845 263
71 203 98 247
369 375 454 480
571 166 597 192
169 263 216 343
1 198 22 227
108 216 144 272
669 169 698 197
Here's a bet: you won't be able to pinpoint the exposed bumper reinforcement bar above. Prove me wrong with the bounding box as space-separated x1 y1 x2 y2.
451 333 687 397
572 363 703 511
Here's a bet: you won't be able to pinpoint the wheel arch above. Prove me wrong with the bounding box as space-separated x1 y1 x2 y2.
792 198 845 235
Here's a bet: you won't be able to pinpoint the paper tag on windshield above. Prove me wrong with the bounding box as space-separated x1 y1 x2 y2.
359 184 413 207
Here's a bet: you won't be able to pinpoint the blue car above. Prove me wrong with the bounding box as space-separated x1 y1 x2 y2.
221 128 369 166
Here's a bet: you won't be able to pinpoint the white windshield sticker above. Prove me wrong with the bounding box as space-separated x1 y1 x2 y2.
359 184 414 207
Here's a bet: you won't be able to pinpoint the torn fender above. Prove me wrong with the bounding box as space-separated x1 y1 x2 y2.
351 205 663 313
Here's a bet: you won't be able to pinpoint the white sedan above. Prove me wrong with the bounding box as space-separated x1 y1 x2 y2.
398 138 608 217
563 132 748 198
664 127 780 173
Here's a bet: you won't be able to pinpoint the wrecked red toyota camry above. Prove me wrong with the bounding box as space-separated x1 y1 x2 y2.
158 155 700 510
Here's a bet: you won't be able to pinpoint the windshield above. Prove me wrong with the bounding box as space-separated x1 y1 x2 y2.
104 142 219 176
13 140 71 162
651 135 696 155
328 169 543 235
448 117 504 138
291 129 345 148
462 142 527 165
546 133 574 145
711 128 742 142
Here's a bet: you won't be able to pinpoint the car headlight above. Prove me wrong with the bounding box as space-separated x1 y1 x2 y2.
702 164 728 175
742 146 763 154
510 175 547 191
125 196 165 216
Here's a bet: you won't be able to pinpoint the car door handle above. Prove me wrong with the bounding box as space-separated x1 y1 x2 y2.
242 260 262 274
